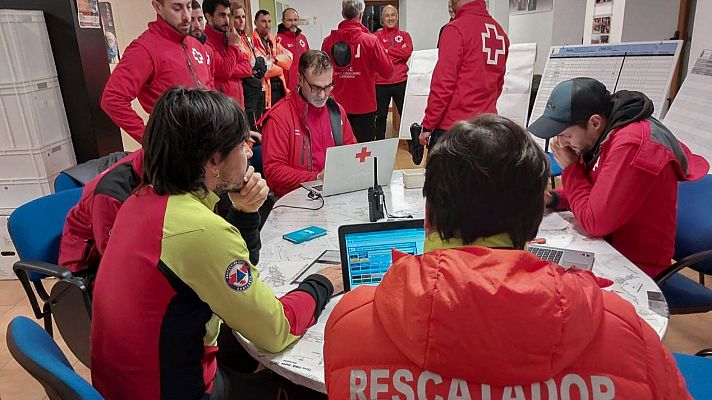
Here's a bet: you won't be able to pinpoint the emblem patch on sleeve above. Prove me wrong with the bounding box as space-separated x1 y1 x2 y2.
225 260 253 291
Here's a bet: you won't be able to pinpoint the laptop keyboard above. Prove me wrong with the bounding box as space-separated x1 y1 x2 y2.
527 246 563 263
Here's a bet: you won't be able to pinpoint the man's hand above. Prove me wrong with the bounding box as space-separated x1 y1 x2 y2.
229 166 269 213
227 28 240 46
544 190 553 207
316 265 343 296
418 130 431 146
550 137 578 170
250 131 262 142
316 169 325 180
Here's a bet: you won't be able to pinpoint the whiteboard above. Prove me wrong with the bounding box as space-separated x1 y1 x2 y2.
663 50 712 163
398 43 537 140
530 41 682 147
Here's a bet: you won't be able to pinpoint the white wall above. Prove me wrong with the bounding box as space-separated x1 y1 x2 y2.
551 0 586 47
401 0 451 50
621 0 680 42
689 0 712 73
288 0 342 47
508 11 554 74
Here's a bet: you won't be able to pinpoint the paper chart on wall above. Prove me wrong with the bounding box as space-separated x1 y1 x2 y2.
663 49 712 164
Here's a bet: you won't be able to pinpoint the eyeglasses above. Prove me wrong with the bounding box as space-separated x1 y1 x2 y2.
302 77 335 95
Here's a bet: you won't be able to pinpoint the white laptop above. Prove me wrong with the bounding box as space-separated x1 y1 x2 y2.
301 138 399 197
527 245 595 270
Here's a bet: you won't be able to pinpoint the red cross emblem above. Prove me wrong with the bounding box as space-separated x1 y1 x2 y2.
481 23 505 65
355 147 372 163
395 35 403 43
299 39 306 48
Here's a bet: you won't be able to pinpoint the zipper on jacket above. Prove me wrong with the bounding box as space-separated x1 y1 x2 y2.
301 106 314 171
181 42 201 87
301 136 306 167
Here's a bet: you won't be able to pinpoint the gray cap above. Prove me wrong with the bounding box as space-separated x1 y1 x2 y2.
529 77 611 139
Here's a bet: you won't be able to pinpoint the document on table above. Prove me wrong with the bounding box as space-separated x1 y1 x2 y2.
539 212 569 231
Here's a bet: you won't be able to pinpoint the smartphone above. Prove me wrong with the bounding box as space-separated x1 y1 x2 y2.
282 226 327 244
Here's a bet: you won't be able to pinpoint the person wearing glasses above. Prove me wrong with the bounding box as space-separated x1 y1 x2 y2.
261 50 357 197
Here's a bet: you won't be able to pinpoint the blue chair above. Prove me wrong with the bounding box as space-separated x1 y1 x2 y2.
251 144 264 175
674 350 712 399
545 139 562 188
656 175 712 314
53 172 83 193
8 188 92 367
7 316 102 400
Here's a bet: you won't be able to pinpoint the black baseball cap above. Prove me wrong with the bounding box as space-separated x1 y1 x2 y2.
529 77 611 139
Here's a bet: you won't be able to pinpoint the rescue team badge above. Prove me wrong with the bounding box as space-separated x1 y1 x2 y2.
395 35 403 43
225 260 252 291
299 39 306 48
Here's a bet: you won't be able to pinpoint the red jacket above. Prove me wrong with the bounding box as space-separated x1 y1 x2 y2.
325 245 691 399
277 24 310 94
321 20 393 115
555 118 709 278
422 0 509 131
100 16 213 143
261 91 357 197
375 27 413 85
204 25 252 107
59 150 143 273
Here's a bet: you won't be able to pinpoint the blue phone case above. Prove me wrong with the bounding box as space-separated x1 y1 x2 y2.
283 226 327 244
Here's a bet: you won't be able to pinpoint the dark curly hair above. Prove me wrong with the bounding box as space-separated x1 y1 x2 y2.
423 114 550 249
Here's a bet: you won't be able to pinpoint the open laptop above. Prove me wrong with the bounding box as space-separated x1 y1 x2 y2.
301 138 399 197
527 245 595 270
338 219 425 291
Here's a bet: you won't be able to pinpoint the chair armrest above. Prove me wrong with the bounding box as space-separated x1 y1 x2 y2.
695 348 712 358
13 260 72 280
655 250 712 286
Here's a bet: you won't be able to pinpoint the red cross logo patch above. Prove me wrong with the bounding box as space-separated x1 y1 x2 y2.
481 23 505 65
192 48 204 64
395 35 403 43
225 260 252 292
355 147 372 163
299 39 306 48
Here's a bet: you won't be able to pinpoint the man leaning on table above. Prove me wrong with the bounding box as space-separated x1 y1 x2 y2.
91 88 341 400
324 114 691 399
532 78 709 279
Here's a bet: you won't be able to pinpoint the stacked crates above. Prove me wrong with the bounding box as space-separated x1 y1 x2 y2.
0 9 77 278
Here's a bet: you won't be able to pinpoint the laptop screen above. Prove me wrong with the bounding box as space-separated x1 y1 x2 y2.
343 226 426 289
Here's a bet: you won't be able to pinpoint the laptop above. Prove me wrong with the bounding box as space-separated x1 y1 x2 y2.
338 219 426 291
301 138 399 197
527 245 595 270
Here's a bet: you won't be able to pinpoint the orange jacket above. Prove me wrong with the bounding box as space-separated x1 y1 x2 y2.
251 30 293 109
325 245 690 399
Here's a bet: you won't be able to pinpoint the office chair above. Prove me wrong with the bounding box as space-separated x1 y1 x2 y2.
7 316 102 400
656 175 712 314
674 349 712 399
8 188 92 367
53 172 83 193
544 138 563 188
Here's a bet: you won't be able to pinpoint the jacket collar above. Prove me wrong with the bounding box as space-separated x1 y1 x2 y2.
252 29 274 52
148 15 186 43
380 26 399 35
424 232 514 253
277 23 302 36
188 189 220 211
454 0 489 18
204 24 226 46
337 19 369 33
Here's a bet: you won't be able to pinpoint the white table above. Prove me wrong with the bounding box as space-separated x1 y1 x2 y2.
238 171 669 394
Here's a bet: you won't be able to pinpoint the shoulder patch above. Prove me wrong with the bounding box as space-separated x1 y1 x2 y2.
225 260 253 291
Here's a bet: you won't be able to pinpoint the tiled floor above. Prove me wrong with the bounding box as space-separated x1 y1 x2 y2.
1 144 711 398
